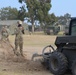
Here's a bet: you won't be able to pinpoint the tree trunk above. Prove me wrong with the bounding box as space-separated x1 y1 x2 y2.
32 23 34 33
31 17 34 33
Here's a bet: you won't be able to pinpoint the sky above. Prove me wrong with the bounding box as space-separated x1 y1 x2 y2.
50 0 76 17
0 0 76 17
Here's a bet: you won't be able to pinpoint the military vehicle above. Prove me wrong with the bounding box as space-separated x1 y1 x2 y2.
32 17 76 75
45 25 60 35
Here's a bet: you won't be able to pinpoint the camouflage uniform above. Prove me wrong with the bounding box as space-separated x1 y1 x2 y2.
14 26 23 56
1 26 9 41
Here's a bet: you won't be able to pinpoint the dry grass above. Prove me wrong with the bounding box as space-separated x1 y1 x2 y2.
9 35 57 47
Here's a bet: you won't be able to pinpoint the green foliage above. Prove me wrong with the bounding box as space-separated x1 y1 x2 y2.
50 13 58 24
57 13 71 25
19 0 22 3
18 5 26 21
0 6 18 20
18 0 52 33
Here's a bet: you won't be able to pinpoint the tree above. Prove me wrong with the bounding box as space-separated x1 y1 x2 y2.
45 13 58 26
18 5 26 21
36 0 52 29
0 6 19 20
57 13 71 25
18 0 51 33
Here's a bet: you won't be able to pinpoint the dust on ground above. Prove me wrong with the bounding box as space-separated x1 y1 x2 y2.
0 39 71 75
0 40 52 75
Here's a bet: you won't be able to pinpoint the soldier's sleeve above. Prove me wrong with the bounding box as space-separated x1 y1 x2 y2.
14 28 19 35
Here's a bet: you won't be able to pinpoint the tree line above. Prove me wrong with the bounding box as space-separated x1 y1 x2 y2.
0 0 71 33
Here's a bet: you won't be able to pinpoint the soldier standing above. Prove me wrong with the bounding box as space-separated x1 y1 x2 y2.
14 21 24 56
17 20 25 34
1 26 9 41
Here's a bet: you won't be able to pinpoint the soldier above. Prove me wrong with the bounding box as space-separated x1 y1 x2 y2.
17 20 25 34
14 21 24 56
1 26 9 41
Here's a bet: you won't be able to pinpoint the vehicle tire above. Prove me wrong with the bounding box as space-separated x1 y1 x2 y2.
41 58 50 69
49 51 68 75
72 60 76 75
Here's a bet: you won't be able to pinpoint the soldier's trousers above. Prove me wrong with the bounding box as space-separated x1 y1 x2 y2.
15 41 23 56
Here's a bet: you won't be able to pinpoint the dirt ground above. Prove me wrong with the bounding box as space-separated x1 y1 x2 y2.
0 35 72 75
0 40 53 75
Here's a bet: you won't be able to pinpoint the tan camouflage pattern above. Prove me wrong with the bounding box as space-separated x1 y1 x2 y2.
14 27 23 56
1 26 9 41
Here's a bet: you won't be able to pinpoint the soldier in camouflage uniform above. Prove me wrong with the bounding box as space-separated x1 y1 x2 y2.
1 26 9 41
14 21 24 56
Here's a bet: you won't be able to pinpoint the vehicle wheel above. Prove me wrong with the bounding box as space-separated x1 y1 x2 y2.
49 51 68 75
41 58 50 69
42 45 55 59
41 45 55 69
72 60 76 75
